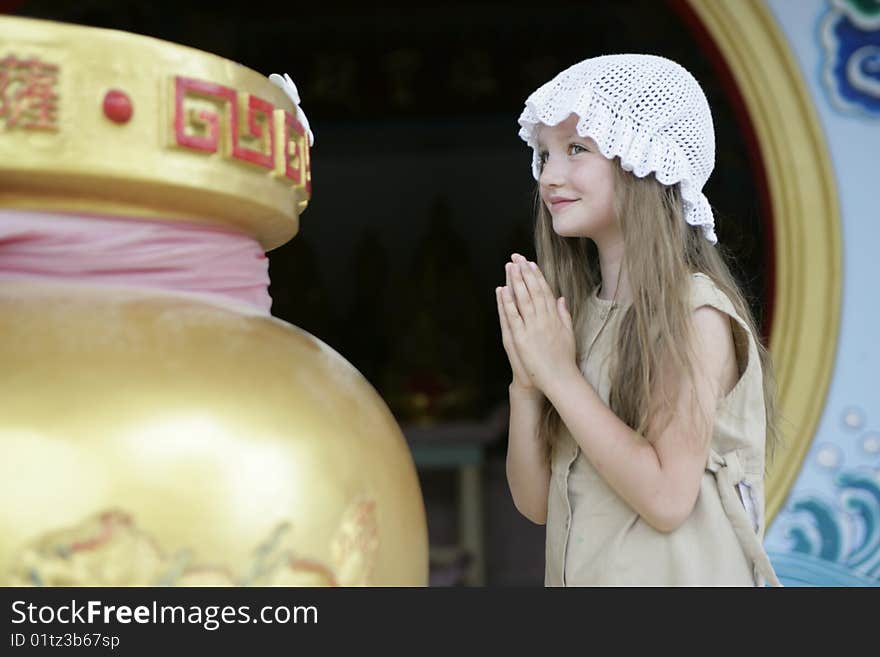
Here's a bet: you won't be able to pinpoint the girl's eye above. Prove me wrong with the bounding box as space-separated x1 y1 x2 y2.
568 143 588 156
538 150 549 167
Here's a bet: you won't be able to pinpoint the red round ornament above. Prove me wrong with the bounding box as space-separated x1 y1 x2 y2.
103 89 133 123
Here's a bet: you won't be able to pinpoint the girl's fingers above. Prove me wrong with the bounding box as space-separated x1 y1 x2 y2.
500 285 525 333
496 288 513 347
529 261 557 304
557 296 573 332
505 263 515 310
518 262 551 316
497 288 525 371
509 262 534 317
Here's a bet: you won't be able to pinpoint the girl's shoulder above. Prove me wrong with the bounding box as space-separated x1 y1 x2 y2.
688 272 737 317
688 273 757 369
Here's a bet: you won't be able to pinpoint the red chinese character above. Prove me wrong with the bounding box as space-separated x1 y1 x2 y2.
280 109 311 195
173 76 236 153
232 93 275 170
0 54 59 131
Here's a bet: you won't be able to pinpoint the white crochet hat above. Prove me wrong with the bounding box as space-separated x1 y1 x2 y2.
517 54 718 244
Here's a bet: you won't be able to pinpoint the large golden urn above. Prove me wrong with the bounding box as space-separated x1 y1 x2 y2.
0 16 428 585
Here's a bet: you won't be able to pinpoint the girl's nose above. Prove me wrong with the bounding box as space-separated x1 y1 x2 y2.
539 155 564 187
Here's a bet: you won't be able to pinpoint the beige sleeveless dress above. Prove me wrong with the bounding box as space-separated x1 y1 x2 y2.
544 273 781 586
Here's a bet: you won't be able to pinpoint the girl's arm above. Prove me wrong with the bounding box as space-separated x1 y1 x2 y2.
501 260 737 533
504 383 550 525
542 305 734 533
496 263 551 525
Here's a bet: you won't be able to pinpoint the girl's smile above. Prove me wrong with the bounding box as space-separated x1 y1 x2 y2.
547 195 579 212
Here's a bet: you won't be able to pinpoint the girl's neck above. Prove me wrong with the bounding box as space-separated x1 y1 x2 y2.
594 235 631 303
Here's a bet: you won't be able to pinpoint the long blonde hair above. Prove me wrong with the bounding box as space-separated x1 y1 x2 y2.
535 160 780 464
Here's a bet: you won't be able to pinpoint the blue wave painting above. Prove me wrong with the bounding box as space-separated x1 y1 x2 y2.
769 471 880 586
821 0 880 116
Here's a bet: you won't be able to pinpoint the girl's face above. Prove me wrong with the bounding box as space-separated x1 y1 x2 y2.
536 115 617 241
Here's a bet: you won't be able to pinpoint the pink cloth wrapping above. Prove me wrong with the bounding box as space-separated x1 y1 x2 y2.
0 209 272 314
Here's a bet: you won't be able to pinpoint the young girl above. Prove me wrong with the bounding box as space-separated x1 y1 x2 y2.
496 54 782 586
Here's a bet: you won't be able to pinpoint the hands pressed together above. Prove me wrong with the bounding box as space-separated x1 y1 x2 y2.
495 253 579 399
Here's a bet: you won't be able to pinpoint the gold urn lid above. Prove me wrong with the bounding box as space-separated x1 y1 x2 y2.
0 15 311 250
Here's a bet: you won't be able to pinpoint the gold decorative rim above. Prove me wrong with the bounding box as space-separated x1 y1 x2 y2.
685 0 843 525
0 15 311 251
